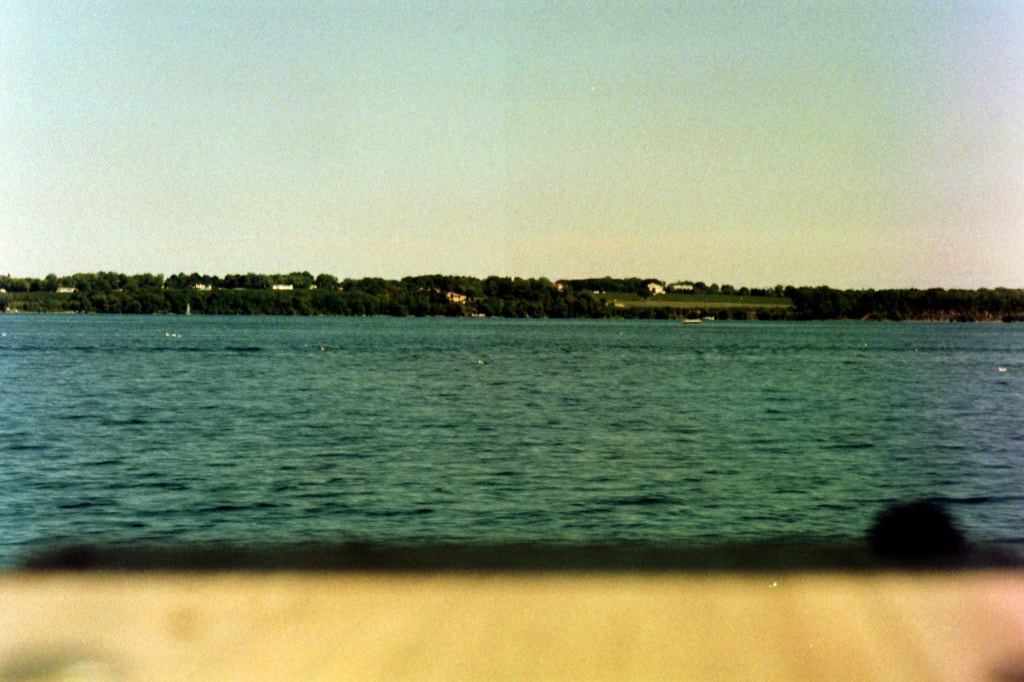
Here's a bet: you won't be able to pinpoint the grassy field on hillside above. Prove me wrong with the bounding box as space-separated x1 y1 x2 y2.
601 293 794 310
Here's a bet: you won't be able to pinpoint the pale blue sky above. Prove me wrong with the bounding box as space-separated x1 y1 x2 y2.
3 1 1022 287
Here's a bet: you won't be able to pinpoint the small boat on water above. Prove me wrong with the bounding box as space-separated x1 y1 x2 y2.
682 318 701 324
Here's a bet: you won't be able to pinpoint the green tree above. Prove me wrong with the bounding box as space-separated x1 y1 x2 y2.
315 273 339 289
285 271 315 289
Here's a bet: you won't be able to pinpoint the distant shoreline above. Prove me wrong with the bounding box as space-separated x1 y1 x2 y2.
0 310 1017 323
2 273 1023 321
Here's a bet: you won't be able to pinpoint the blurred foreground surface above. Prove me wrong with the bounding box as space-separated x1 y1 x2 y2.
3 543 1024 681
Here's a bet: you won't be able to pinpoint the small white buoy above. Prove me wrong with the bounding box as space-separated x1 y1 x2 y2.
998 367 1007 373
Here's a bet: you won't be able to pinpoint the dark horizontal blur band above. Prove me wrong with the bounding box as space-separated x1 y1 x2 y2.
18 540 1023 573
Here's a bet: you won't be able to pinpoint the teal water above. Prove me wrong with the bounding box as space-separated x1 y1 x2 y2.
2 315 1023 566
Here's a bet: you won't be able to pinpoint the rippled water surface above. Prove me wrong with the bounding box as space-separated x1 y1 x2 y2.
2 315 1023 566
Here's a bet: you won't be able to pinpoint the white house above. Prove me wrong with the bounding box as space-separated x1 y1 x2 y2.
191 283 212 291
446 292 468 304
56 287 76 294
669 283 694 292
646 282 665 295
272 283 294 291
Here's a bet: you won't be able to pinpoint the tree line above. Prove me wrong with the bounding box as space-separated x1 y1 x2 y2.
0 273 609 318
784 286 1024 322
2 272 1023 321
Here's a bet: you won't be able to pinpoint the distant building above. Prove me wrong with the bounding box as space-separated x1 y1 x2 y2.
669 283 694 292
446 292 468 304
554 282 565 292
272 284 294 291
191 283 212 291
56 287 76 294
647 282 665 295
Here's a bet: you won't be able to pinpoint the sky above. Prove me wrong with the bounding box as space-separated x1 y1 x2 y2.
2 1 1023 288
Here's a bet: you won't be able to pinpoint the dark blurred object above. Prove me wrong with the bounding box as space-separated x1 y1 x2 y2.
20 539 1022 574
21 541 883 572
869 501 966 561
18 501 1020 572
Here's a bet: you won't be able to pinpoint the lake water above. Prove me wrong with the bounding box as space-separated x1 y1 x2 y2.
2 315 1023 567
